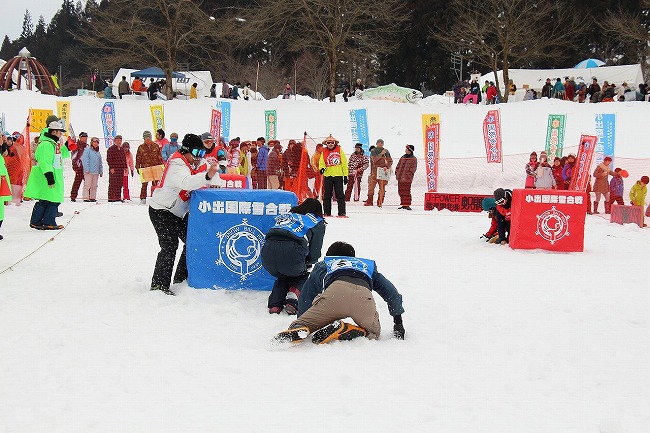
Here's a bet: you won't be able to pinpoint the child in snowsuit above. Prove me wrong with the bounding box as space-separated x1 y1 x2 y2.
480 197 498 243
261 198 326 315
608 168 625 208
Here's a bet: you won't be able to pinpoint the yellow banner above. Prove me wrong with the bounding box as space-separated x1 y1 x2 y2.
422 113 440 130
29 109 53 133
56 101 70 130
150 105 164 132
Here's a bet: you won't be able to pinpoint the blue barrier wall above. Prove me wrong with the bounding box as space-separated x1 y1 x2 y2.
187 189 298 290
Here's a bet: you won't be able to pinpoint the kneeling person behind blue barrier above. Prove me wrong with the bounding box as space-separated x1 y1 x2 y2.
261 198 326 315
274 241 405 344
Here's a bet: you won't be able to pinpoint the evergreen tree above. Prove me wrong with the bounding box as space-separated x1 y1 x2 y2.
19 10 34 42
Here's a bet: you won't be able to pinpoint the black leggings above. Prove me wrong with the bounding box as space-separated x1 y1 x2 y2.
149 207 188 290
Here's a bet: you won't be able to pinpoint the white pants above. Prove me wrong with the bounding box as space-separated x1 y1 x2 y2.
83 173 100 200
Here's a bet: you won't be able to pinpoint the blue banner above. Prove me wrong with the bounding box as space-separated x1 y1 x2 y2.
349 108 370 153
187 189 298 290
215 100 231 143
594 113 615 167
100 102 116 148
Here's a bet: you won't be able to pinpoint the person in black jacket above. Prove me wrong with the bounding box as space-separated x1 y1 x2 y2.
261 198 326 315
493 188 512 245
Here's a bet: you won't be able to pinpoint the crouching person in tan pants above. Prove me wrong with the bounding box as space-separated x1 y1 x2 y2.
273 241 405 344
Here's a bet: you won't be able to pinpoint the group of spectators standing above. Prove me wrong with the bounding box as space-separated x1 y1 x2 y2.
539 77 649 103
523 150 648 216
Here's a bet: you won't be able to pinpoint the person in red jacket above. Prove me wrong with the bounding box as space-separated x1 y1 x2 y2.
486 81 498 104
395 144 418 210
551 157 564 190
2 135 23 205
493 188 512 245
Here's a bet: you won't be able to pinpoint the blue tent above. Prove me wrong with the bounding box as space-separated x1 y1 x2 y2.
574 58 605 69
131 67 186 79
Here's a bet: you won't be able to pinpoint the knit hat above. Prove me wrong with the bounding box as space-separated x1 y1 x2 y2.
79 132 88 138
45 115 60 126
354 143 363 149
180 133 204 154
482 197 496 211
142 130 152 139
200 132 213 141
406 144 415 153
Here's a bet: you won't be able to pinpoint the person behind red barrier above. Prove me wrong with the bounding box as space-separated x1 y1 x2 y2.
493 188 512 245
552 157 565 190
524 152 538 188
534 151 555 189
608 168 625 209
480 197 498 243
562 154 576 189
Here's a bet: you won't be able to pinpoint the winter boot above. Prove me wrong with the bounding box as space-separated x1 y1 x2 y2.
273 325 310 345
593 201 600 214
311 320 367 344
150 285 175 296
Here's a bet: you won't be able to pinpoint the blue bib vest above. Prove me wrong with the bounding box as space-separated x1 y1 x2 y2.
270 212 321 239
323 256 375 288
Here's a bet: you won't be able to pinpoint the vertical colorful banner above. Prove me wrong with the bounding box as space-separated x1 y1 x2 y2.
28 109 53 133
265 110 277 140
545 114 566 161
594 113 615 166
349 109 370 152
215 100 231 142
210 109 222 145
150 105 164 133
568 135 597 192
483 109 502 163
56 101 70 130
422 121 440 192
101 102 116 148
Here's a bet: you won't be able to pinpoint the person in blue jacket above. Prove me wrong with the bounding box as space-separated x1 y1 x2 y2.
262 198 326 315
275 241 405 344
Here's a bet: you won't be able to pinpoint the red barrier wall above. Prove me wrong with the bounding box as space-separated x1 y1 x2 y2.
509 189 588 252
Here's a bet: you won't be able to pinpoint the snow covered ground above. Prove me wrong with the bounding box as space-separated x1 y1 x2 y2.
0 91 649 432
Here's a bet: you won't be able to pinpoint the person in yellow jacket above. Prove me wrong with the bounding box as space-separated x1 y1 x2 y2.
318 135 348 217
629 176 648 206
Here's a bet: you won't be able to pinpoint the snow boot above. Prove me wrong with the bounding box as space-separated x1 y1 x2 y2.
273 325 310 345
311 320 367 344
593 201 600 214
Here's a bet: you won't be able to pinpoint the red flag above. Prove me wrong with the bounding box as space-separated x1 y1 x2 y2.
423 123 440 192
483 109 502 163
568 135 597 192
210 109 221 143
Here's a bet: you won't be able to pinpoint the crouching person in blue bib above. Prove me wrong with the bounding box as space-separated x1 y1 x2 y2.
274 241 405 344
261 198 326 315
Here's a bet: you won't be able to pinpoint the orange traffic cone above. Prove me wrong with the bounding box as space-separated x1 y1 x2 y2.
0 175 11 197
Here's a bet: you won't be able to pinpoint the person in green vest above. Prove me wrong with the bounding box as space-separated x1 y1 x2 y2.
24 119 77 230
0 152 12 240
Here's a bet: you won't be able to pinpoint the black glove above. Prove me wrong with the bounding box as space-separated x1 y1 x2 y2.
343 176 348 185
44 171 55 186
319 168 325 175
393 315 405 339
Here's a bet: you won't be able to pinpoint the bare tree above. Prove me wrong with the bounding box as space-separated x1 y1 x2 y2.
294 51 329 100
238 0 409 102
76 0 229 98
600 2 650 83
435 0 586 101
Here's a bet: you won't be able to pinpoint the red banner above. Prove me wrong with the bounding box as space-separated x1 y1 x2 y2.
483 109 502 163
423 123 440 192
210 109 222 142
509 189 588 252
610 205 644 228
424 193 490 212
218 174 247 189
568 135 597 192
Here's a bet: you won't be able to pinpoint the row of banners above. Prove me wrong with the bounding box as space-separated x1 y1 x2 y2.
21 102 616 195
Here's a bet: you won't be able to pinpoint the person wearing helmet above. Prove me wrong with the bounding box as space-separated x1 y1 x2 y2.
493 188 513 245
148 133 224 296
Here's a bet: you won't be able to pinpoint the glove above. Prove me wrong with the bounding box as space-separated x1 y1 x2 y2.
393 323 405 340
131 170 134 177
393 315 405 339
343 176 348 185
44 171 55 186
319 168 325 175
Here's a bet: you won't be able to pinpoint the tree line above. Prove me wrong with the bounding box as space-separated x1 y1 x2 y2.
1 0 648 101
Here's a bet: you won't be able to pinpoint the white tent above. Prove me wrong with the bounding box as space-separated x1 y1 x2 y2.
110 68 214 98
479 64 644 95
